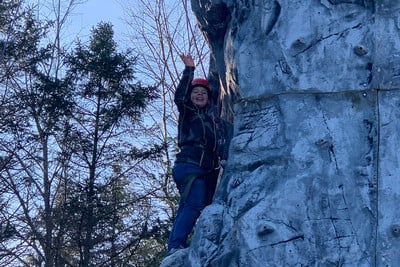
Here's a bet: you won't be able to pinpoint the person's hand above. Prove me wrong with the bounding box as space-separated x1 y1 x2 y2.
180 54 195 67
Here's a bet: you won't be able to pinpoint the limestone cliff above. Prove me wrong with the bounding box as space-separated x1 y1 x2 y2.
161 1 400 266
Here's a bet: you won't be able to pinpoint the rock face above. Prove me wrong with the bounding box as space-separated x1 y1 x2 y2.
161 1 400 266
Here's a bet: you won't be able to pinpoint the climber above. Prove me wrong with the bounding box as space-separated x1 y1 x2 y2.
166 54 231 255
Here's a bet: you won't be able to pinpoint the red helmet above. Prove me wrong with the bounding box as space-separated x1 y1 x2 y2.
191 78 211 93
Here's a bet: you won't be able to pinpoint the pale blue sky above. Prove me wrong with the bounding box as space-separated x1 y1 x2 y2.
68 0 126 43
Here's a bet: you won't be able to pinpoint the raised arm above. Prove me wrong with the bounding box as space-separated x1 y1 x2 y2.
174 54 196 110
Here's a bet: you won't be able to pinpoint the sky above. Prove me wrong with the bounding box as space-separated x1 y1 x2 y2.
66 0 126 43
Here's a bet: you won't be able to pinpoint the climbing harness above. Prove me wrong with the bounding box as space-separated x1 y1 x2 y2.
180 173 200 202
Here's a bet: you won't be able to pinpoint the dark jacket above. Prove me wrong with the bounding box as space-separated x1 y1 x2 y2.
174 66 231 171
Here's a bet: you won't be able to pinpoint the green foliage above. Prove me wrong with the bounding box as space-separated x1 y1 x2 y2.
66 22 158 130
57 22 162 266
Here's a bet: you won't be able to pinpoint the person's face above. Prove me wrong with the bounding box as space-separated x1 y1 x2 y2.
191 86 209 108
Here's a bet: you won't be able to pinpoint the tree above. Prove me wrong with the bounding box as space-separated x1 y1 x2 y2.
0 2 73 265
62 22 159 266
0 1 162 265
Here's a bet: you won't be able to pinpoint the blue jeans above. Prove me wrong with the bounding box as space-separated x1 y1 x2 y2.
167 162 219 250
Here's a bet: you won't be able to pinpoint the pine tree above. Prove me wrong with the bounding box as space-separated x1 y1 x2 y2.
61 22 159 266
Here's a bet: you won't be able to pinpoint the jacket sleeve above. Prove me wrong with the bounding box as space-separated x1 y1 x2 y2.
174 66 195 112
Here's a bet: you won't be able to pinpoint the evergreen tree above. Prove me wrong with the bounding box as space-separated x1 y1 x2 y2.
0 5 163 264
0 3 72 266
61 22 159 266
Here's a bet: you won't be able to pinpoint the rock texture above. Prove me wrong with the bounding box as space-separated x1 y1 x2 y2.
161 1 400 266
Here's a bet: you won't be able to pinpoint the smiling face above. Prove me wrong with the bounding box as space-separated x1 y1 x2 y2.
190 86 209 108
